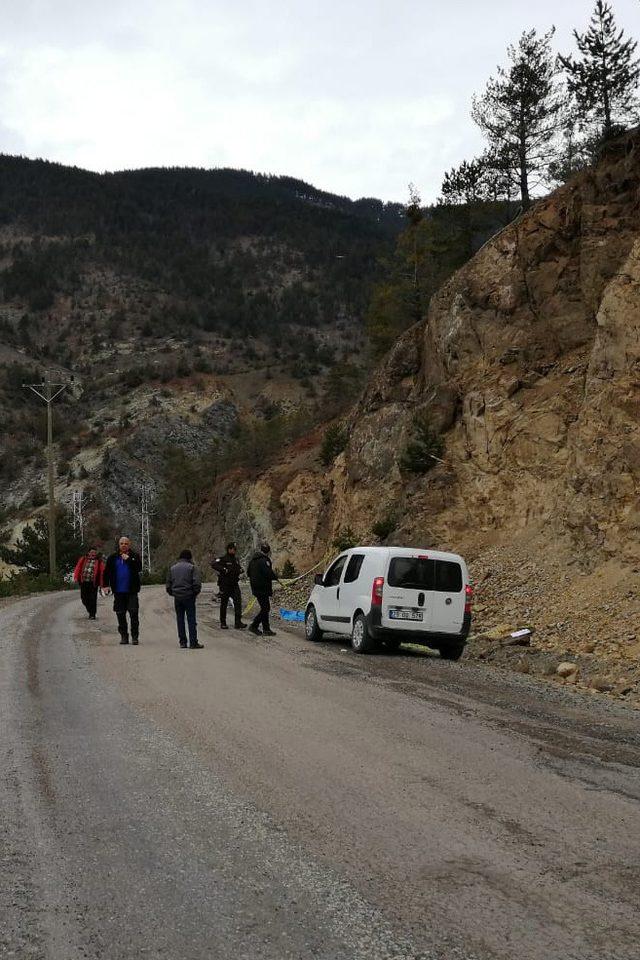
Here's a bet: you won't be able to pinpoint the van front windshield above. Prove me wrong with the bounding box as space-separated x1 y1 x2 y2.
388 557 435 590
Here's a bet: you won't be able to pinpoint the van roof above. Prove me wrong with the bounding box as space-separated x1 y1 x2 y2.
346 545 466 564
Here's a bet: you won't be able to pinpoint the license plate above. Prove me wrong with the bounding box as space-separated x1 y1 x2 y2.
389 609 423 621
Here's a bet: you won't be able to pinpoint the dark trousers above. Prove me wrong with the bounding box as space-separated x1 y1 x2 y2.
80 582 98 617
250 593 271 632
113 592 139 640
220 585 242 627
174 597 198 646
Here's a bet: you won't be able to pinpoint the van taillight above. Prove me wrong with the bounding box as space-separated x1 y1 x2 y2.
371 577 384 606
465 584 473 614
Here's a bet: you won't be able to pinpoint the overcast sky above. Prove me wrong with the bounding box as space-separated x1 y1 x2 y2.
1 1 638 202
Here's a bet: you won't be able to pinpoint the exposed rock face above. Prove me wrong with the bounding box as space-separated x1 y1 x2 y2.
167 132 640 699
199 131 640 575
322 131 639 564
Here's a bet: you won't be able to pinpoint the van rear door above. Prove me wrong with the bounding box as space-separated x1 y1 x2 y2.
431 559 465 633
382 554 434 632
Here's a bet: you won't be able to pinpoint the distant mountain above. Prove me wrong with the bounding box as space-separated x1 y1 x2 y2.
0 155 404 544
0 156 404 331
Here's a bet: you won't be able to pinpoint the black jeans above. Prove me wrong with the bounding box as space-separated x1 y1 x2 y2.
113 592 139 641
250 593 271 632
220 585 242 627
80 582 98 617
174 597 198 646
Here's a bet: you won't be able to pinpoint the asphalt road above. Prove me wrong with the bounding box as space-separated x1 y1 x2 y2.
2 586 640 960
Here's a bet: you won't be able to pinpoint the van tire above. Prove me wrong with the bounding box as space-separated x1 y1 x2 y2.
438 641 465 661
351 614 374 654
305 605 323 642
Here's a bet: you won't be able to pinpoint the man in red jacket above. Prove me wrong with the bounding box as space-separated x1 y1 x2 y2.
73 547 105 620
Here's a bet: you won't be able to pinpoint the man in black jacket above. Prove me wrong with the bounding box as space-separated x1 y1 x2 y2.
166 549 203 649
103 536 143 645
247 542 279 637
211 542 247 630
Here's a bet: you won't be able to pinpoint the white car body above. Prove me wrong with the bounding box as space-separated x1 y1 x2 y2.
305 546 472 657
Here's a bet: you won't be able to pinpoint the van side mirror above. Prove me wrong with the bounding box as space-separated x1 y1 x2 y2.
314 573 324 586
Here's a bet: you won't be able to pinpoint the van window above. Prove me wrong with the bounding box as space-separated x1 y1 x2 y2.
344 554 365 583
435 560 462 592
324 555 347 587
388 556 435 590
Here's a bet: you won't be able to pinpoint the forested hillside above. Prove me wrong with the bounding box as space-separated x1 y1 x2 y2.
0 158 408 549
0 157 404 334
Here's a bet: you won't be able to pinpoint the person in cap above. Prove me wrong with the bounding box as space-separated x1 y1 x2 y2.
246 542 280 637
211 542 246 631
166 549 204 649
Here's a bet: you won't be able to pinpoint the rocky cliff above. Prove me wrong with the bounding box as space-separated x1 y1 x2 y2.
174 129 640 700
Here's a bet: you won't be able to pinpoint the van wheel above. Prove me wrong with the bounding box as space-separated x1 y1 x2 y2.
438 641 465 662
351 614 374 654
305 605 323 642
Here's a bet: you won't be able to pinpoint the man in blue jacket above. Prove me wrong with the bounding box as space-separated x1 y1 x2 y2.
103 536 143 645
166 549 203 649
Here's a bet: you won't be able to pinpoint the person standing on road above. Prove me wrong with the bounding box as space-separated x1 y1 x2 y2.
103 536 143 645
247 543 279 637
73 547 105 620
166 549 204 649
211 542 247 631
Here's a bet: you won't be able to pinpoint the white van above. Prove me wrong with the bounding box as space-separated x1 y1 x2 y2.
305 546 472 659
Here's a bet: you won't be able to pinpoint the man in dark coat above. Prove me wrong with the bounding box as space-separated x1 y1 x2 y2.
166 549 203 649
247 542 279 637
103 536 143 645
211 542 247 630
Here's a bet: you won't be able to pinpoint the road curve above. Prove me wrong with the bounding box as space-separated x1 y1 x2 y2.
1 586 639 960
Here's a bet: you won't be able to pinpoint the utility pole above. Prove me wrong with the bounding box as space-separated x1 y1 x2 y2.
23 371 68 577
140 485 152 574
72 489 90 544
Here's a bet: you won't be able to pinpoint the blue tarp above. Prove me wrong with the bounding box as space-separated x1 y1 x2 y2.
279 608 305 622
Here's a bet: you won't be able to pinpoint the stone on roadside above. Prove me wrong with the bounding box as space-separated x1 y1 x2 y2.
556 661 579 678
589 675 613 692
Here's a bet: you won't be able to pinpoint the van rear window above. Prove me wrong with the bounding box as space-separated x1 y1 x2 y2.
388 557 463 592
435 561 463 592
388 557 435 589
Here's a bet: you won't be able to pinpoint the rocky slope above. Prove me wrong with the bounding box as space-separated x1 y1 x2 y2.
172 129 640 702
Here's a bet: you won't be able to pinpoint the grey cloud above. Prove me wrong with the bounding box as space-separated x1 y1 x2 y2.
1 0 638 200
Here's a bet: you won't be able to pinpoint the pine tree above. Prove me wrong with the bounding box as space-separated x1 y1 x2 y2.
472 29 562 210
548 96 593 184
560 1 640 141
440 149 514 205
0 510 81 576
